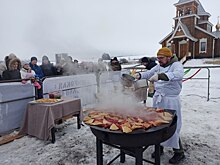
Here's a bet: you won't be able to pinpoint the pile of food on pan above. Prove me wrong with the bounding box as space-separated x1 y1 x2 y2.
83 108 173 133
33 98 62 103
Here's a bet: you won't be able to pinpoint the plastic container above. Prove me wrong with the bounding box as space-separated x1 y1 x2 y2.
49 91 62 99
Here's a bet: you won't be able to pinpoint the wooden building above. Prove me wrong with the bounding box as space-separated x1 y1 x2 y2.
159 0 220 59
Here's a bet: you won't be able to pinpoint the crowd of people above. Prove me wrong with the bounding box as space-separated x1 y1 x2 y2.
0 54 58 81
0 54 125 82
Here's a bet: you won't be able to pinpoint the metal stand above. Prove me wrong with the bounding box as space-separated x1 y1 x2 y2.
51 114 81 143
154 144 161 165
51 127 56 143
97 138 103 165
76 113 81 129
96 138 161 165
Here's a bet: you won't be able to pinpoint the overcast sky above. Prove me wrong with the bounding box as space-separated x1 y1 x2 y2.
0 0 219 61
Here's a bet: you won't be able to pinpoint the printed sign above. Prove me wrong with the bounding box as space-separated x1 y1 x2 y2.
43 74 97 106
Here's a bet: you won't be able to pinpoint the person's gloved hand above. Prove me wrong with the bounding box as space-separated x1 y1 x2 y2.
149 74 158 82
21 80 27 84
34 81 41 89
133 73 141 80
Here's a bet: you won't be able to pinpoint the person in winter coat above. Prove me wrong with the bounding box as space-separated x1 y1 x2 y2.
0 53 17 77
29 57 44 99
134 47 185 164
0 62 7 77
20 61 41 89
29 57 44 80
2 57 21 80
40 55 57 77
110 57 122 71
61 56 77 75
20 61 36 79
140 57 157 70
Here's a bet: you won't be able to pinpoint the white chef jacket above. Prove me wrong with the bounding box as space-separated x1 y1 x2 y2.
140 61 184 149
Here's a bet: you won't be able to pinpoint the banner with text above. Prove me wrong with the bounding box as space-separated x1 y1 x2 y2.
43 74 97 106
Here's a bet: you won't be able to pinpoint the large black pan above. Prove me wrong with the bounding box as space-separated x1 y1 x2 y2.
89 110 177 147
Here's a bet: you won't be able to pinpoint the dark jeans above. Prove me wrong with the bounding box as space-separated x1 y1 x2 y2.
35 81 43 99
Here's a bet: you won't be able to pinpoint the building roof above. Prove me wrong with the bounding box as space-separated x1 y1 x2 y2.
175 0 199 6
159 32 173 44
212 31 220 39
174 0 210 16
160 20 198 44
180 22 198 41
197 1 211 16
195 26 217 38
198 20 213 27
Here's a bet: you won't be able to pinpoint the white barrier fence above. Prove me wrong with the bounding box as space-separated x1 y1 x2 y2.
0 83 35 134
43 74 98 106
0 71 128 134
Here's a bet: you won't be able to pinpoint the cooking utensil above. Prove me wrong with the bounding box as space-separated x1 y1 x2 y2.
121 73 136 87
121 73 148 89
122 73 135 81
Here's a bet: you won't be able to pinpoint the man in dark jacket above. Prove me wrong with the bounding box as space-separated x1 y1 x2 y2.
110 57 122 71
40 55 57 77
29 56 44 99
29 57 44 80
140 57 157 70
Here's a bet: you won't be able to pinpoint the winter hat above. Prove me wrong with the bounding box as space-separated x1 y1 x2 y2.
31 57 37 61
22 60 30 66
111 57 118 63
141 57 149 63
113 57 118 61
157 47 172 57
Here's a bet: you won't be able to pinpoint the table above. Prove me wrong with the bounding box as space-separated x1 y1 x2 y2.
19 97 81 143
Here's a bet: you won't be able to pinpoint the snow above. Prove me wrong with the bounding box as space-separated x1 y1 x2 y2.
0 59 220 165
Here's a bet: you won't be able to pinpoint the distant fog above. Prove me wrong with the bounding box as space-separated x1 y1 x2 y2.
0 0 219 61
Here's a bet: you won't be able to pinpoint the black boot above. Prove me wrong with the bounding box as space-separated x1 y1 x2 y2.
151 146 164 158
169 152 185 164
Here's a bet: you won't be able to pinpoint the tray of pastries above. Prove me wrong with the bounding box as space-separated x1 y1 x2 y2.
30 98 63 104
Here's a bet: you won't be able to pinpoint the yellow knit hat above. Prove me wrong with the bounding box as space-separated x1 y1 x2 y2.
157 47 172 57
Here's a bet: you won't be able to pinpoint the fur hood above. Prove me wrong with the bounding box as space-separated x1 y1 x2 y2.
8 57 21 71
4 53 17 69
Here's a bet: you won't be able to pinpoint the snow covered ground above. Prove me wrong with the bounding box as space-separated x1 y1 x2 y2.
0 59 220 165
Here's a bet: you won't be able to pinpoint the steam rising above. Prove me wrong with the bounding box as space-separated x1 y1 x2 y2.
95 85 146 116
